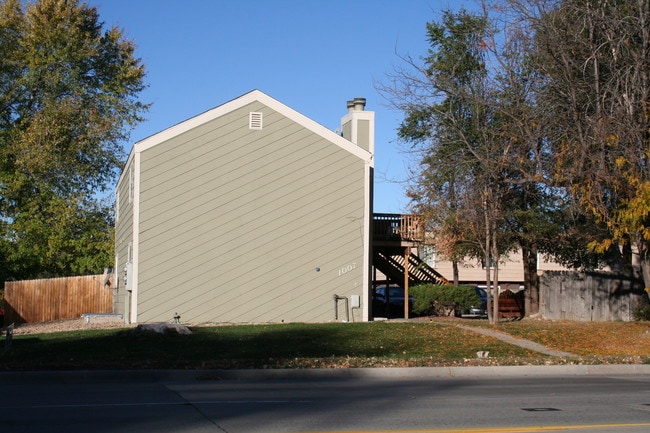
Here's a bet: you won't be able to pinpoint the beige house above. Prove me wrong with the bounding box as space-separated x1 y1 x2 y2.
419 245 568 287
115 90 374 324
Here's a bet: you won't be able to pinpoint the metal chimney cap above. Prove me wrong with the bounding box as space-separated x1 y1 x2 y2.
352 97 366 111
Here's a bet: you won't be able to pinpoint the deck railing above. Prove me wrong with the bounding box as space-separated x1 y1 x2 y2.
373 213 424 242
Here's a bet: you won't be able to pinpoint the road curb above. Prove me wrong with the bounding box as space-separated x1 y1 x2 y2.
1 364 649 384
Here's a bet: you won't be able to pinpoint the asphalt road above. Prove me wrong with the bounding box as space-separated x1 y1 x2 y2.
1 369 650 433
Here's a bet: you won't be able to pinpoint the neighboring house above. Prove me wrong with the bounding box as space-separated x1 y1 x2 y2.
420 246 568 288
115 90 374 324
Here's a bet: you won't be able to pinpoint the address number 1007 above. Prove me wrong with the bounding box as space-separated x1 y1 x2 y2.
338 263 356 276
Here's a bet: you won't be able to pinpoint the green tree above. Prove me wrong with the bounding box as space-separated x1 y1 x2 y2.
0 0 147 280
381 2 605 320
484 0 561 315
382 8 519 323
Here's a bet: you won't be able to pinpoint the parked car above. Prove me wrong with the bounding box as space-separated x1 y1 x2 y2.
461 286 488 318
372 285 415 318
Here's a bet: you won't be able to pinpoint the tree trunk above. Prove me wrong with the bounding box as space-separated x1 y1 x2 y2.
491 228 500 324
452 260 459 286
484 190 494 324
485 253 493 324
521 242 540 316
636 235 650 299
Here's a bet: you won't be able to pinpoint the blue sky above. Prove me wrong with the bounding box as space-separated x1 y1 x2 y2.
89 0 463 213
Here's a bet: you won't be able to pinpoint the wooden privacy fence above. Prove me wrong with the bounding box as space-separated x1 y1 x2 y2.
3 275 113 325
540 271 645 321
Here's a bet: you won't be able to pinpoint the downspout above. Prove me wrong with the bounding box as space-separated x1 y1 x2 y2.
363 158 373 321
364 99 375 322
333 294 350 322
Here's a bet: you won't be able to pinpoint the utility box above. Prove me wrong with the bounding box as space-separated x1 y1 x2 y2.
124 262 133 292
350 294 361 309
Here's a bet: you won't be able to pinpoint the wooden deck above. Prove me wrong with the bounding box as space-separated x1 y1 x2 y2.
373 213 424 245
372 214 451 319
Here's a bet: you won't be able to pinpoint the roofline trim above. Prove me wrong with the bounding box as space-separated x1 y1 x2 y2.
116 89 375 199
133 89 372 160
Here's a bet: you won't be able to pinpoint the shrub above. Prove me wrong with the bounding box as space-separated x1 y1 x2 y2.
634 297 650 321
410 284 480 317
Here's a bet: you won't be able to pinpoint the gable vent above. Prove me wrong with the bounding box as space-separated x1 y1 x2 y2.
249 112 263 130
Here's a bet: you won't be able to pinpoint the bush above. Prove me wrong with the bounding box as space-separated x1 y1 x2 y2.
410 284 480 317
634 298 650 321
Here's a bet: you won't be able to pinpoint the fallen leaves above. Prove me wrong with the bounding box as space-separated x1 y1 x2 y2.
494 320 650 357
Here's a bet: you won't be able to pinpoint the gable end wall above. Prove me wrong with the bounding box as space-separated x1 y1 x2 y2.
135 101 367 323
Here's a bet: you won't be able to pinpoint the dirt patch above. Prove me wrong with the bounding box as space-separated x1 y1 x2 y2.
4 315 466 335
11 318 136 335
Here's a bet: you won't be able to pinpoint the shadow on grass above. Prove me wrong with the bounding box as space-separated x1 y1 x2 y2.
0 322 543 370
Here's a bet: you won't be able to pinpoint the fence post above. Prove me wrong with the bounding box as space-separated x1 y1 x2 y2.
2 323 13 352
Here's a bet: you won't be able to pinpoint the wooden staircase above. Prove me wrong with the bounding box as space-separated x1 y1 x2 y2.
374 249 450 287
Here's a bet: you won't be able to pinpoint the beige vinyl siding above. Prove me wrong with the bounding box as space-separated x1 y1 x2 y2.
114 158 135 316
135 102 366 323
433 257 525 284
433 251 568 285
342 120 352 144
356 119 370 151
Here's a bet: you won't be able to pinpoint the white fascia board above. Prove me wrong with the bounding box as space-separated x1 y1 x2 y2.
130 151 141 323
116 151 135 188
260 92 374 164
362 160 372 322
131 89 374 165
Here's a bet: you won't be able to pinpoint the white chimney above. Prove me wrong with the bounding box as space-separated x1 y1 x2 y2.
340 97 374 153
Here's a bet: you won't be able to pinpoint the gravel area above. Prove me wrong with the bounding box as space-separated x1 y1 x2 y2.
10 318 136 335
5 315 471 335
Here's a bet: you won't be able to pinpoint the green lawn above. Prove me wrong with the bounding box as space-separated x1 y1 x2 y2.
1 320 648 370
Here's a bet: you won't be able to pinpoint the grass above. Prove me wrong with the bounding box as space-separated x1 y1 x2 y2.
484 320 650 358
1 319 649 370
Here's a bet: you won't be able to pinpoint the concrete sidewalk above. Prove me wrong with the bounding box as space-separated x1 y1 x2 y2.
456 324 579 358
1 363 649 385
